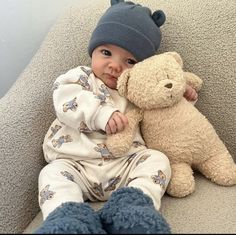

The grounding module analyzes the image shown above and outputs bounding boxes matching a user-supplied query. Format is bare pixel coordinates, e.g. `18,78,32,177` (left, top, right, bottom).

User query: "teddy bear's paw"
209,165,236,186
197,153,236,186
126,108,143,123
167,179,195,198
105,136,131,157
166,163,195,198
124,108,143,130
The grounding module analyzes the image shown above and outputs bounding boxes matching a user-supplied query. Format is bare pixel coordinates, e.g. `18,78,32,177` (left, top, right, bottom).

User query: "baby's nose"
164,83,173,89
109,60,122,72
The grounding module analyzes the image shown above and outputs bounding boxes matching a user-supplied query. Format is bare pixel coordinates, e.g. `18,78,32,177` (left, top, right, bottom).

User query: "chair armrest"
0,3,97,232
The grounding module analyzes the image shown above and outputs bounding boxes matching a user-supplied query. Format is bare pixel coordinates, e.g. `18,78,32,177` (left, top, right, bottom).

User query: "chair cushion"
23,174,236,234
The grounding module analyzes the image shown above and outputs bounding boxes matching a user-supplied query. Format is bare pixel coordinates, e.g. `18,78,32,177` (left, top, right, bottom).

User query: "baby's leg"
35,159,106,234
38,159,85,219
127,149,171,210
98,149,171,234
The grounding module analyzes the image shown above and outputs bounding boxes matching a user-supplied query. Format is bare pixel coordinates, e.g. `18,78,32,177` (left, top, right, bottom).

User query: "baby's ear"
117,69,131,97
165,51,183,68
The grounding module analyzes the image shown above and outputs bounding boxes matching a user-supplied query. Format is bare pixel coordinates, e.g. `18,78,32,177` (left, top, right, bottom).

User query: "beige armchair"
0,0,235,233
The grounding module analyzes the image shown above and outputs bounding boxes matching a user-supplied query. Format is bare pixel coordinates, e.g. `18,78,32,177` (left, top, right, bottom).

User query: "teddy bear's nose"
165,83,173,89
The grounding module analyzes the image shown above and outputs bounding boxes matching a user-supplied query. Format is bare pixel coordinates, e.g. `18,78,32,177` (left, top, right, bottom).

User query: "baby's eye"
101,49,111,56
127,58,137,65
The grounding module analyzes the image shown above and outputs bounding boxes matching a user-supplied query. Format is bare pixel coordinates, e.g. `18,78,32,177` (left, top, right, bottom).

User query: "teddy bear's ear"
117,69,131,97
165,52,183,68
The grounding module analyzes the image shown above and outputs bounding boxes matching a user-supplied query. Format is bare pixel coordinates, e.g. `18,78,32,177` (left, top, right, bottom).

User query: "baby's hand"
105,111,128,135
184,85,198,101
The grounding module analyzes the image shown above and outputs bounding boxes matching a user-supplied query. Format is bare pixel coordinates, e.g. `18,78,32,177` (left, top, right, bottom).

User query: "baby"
35,0,198,234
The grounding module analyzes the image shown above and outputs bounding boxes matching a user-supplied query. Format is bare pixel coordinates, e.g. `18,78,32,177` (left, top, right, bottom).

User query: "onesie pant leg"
38,159,85,219
98,149,171,234
127,149,171,210
35,159,106,234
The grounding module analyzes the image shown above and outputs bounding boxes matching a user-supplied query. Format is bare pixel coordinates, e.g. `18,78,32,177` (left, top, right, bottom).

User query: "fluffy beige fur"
106,52,236,197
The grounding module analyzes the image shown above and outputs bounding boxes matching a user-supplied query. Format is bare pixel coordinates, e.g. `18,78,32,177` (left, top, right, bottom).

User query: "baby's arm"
105,111,128,135
53,66,117,132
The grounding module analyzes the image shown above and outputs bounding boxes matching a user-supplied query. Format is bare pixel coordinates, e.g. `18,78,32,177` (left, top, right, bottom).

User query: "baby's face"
91,44,137,89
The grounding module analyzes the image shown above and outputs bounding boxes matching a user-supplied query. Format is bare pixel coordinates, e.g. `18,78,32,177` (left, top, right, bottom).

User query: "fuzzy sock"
34,202,107,234
98,187,171,234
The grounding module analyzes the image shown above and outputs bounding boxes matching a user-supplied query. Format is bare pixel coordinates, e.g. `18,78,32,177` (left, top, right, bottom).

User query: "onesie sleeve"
52,66,118,131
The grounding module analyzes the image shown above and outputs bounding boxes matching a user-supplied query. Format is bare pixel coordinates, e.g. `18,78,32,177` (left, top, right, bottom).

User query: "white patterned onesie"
39,66,171,219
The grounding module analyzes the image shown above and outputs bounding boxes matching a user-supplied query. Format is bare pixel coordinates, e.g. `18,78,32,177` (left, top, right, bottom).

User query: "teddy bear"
105,51,236,198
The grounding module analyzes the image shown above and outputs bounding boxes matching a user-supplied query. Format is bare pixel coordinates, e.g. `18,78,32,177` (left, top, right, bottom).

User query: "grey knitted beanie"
88,0,166,61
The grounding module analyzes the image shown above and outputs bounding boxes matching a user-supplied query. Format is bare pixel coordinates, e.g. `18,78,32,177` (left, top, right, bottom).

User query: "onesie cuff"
94,105,118,131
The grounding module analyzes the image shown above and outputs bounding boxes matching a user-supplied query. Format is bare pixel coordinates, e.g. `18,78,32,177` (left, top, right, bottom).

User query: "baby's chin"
106,80,117,90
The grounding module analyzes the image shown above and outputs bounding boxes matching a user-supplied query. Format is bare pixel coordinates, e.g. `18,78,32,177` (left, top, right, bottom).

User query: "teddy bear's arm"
105,108,143,157
184,72,203,92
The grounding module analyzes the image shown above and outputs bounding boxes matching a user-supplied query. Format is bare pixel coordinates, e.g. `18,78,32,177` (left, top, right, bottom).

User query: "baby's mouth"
106,74,117,80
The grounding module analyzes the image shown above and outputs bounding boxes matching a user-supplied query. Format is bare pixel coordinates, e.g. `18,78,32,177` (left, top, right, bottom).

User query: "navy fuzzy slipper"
34,202,107,234
98,187,171,234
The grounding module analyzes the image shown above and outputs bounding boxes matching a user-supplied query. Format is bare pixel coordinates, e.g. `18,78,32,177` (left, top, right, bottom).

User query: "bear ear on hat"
110,0,124,5
152,10,166,27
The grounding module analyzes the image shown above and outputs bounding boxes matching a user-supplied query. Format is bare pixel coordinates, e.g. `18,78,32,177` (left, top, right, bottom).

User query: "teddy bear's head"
117,52,186,109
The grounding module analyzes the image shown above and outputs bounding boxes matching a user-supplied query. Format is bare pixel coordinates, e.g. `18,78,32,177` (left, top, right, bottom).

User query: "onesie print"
94,143,114,161
104,176,121,192
95,93,107,104
76,75,91,90
48,125,62,139
99,84,110,97
79,121,93,133
91,182,104,197
51,135,73,148
60,171,75,182
151,170,167,190
95,84,111,104
136,154,151,166
52,81,60,91
126,153,138,164
63,97,78,112
126,177,138,186
132,141,144,148
39,185,56,206
81,66,92,76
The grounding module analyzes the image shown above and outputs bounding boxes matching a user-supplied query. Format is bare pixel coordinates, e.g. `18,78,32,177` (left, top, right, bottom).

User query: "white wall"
0,0,82,98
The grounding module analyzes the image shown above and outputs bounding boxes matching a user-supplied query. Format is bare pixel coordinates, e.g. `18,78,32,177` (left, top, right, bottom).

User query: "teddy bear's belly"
141,101,223,164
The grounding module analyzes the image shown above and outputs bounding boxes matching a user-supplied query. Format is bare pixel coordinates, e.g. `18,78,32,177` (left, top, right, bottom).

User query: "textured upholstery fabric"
0,0,235,233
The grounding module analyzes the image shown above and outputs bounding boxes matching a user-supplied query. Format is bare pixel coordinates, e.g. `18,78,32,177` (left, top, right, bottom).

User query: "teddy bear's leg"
167,163,195,198
197,152,236,186
34,202,107,234
98,187,171,234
